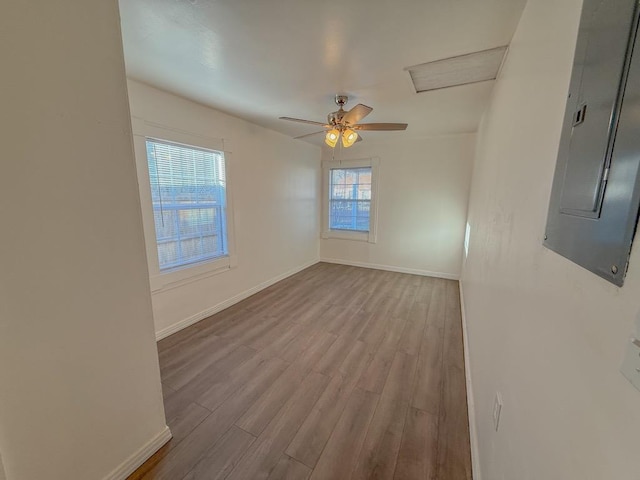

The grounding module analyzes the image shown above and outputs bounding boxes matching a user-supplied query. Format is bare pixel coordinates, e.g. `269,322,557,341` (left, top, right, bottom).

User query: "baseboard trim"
458,281,481,480
319,258,460,280
0,452,6,480
103,425,172,480
155,259,320,341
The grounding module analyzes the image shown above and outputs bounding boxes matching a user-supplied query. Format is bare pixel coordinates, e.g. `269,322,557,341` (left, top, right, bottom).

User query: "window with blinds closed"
329,167,372,232
145,138,228,271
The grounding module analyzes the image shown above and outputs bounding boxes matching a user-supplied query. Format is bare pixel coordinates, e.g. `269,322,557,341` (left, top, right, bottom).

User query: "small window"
145,138,228,271
329,167,372,232
322,157,379,243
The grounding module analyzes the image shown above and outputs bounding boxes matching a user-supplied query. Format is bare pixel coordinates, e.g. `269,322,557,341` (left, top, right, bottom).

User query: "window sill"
321,229,376,243
150,254,237,293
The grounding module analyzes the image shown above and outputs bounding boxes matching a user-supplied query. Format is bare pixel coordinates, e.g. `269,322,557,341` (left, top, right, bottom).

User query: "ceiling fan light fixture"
342,129,358,148
280,95,408,147
325,128,340,147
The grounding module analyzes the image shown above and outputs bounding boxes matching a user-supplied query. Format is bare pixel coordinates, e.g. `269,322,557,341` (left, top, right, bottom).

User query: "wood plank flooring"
129,263,472,480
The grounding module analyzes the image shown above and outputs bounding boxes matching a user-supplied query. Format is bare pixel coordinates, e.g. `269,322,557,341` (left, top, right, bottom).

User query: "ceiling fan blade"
279,116,329,127
354,123,408,131
342,104,373,125
356,133,363,143
294,130,328,139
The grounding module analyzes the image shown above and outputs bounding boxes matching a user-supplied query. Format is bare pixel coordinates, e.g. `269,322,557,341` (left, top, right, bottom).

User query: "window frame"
132,118,237,293
321,157,380,243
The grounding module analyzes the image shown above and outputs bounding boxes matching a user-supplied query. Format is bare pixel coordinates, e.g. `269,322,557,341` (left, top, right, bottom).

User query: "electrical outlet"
493,392,503,431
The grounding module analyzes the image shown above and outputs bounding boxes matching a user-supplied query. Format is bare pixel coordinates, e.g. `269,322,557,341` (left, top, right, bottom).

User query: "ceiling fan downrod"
335,94,348,107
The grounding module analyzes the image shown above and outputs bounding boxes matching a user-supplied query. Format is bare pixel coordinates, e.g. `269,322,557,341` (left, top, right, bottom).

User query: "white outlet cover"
493,392,503,431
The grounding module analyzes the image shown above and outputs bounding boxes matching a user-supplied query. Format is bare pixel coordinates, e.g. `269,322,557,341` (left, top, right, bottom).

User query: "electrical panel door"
545,0,640,286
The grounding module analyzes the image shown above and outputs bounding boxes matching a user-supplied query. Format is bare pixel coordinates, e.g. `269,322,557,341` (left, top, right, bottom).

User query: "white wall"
0,2,167,480
462,0,640,479
126,81,321,337
320,134,475,279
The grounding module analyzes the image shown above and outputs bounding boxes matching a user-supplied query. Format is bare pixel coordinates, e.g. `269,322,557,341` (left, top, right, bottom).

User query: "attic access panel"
544,0,640,286
406,46,507,93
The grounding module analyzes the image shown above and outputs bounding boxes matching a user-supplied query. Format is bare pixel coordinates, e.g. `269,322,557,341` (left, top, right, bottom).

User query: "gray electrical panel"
544,0,640,286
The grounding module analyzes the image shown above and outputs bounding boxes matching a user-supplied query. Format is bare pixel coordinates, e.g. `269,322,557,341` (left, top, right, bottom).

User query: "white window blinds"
329,167,372,232
145,138,228,271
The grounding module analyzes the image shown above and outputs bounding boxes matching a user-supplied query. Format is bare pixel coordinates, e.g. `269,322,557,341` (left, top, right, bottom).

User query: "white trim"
155,259,319,341
131,116,224,150
319,257,460,280
103,426,172,480
321,229,370,243
150,259,232,293
458,281,482,480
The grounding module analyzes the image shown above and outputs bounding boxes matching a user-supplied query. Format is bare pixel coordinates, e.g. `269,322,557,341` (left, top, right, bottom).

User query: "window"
145,138,228,271
131,119,236,292
322,157,379,243
329,167,371,232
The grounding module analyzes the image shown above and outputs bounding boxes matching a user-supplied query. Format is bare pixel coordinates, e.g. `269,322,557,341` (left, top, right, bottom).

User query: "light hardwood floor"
129,263,472,480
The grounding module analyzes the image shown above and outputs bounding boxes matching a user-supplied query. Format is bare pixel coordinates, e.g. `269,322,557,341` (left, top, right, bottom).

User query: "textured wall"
320,134,475,279
462,0,640,478
127,80,321,336
0,2,166,479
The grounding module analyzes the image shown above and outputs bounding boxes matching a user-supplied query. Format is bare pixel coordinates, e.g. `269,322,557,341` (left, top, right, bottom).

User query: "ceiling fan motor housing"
328,111,346,126
328,95,349,126
329,95,350,125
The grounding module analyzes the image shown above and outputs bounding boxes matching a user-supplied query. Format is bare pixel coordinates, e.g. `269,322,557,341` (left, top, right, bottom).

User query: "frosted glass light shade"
342,129,358,147
325,128,340,147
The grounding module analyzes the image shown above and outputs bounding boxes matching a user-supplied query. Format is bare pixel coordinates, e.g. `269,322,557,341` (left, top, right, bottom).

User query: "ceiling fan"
279,95,408,148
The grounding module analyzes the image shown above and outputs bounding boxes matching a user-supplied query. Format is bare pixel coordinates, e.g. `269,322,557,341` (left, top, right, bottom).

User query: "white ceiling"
119,0,527,145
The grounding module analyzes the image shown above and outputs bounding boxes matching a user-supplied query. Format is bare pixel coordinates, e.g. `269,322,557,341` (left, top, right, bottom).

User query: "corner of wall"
458,281,482,480
0,452,7,480
103,426,171,480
